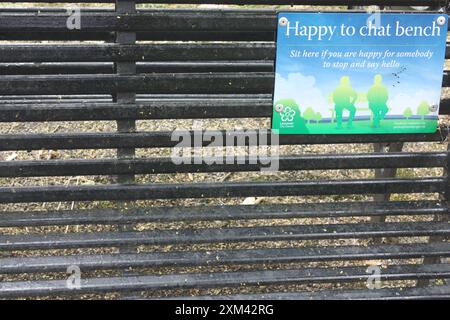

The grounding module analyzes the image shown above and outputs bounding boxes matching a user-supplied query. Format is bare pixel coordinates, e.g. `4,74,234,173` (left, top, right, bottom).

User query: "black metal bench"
0,0,450,300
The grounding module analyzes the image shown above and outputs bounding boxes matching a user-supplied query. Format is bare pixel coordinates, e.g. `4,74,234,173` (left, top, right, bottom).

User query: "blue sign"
273,12,448,134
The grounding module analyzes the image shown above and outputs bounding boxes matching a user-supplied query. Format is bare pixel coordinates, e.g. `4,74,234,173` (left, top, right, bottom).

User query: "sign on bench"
272,12,448,134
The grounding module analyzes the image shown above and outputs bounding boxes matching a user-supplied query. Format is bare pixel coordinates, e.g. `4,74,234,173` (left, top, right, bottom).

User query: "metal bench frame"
0,0,449,300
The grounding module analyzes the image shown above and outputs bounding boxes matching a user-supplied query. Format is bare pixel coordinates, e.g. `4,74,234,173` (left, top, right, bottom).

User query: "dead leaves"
0,152,17,161
38,150,62,160
0,150,62,162
241,197,264,205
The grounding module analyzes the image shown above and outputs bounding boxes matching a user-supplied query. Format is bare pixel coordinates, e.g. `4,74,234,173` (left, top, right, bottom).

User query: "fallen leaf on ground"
241,197,264,205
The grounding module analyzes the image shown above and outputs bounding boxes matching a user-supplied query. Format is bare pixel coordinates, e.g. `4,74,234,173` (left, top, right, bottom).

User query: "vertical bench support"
371,142,404,221
370,143,404,245
114,0,137,253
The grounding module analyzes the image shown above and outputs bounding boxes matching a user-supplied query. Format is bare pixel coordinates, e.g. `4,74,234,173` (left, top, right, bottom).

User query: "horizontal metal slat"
0,127,448,151
1,221,448,250
2,9,449,33
0,94,112,102
4,43,450,63
0,1,443,4
0,8,447,41
5,42,444,69
0,99,272,122
0,72,450,97
0,93,269,101
0,201,445,227
170,284,450,300
1,30,266,42
0,72,448,96
0,12,275,32
1,96,449,122
0,31,113,42
0,72,448,97
0,43,275,63
0,62,115,75
0,61,274,75
0,178,444,203
0,7,114,13
0,73,273,95
2,242,450,274
141,30,274,41
1,263,449,298
138,0,444,4
0,152,445,177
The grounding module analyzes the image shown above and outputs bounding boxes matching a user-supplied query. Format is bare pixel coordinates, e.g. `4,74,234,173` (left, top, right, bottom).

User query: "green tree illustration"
314,112,323,123
303,107,316,124
417,101,430,120
403,107,413,119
